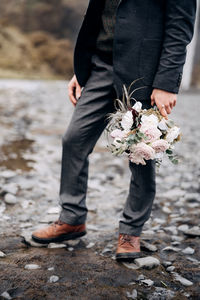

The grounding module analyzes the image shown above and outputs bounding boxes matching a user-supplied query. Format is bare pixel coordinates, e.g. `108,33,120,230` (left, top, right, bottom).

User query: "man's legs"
58,53,116,225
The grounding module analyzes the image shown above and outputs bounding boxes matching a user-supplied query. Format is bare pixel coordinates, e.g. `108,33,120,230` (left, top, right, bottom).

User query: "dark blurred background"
0,0,199,89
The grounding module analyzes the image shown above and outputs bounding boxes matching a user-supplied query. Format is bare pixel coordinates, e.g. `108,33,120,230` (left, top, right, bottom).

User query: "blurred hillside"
0,0,88,79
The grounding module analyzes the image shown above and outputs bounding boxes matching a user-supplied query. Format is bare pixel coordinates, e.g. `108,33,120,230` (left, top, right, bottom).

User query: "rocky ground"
0,80,199,300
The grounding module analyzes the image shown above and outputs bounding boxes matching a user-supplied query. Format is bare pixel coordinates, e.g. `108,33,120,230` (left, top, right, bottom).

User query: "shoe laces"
53,220,65,226
120,234,137,246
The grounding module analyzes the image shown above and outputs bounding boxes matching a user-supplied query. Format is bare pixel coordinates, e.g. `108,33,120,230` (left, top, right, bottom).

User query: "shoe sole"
32,230,87,244
115,252,141,261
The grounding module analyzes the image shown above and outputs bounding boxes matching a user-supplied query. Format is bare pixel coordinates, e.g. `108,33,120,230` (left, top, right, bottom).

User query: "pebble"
24,264,40,270
173,272,193,286
182,247,195,255
48,267,54,271
4,193,17,205
21,233,47,248
162,261,172,267
162,206,172,214
67,247,74,251
49,275,59,283
0,251,6,257
166,266,175,272
141,279,154,286
1,170,16,178
161,246,181,252
134,256,160,269
148,287,175,300
47,207,60,214
123,262,139,270
1,291,12,300
141,241,157,252
136,274,145,281
3,183,18,195
86,242,95,249
66,239,80,246
178,224,189,232
48,243,67,249
126,289,137,299
182,226,200,237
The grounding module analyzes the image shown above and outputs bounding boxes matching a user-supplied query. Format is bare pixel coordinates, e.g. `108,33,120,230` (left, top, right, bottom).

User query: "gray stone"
164,189,185,201
49,275,59,283
48,243,67,249
134,256,160,269
161,246,181,252
3,183,18,195
162,261,172,267
21,233,47,248
137,274,145,281
66,239,80,246
1,170,17,178
148,287,175,300
47,207,60,214
24,264,40,270
178,224,189,232
166,266,175,272
173,272,193,286
67,247,74,251
141,241,157,252
4,193,17,205
126,289,137,299
141,279,154,286
123,262,139,270
182,247,195,255
48,267,54,271
86,242,95,249
1,291,12,300
0,251,6,257
183,226,200,237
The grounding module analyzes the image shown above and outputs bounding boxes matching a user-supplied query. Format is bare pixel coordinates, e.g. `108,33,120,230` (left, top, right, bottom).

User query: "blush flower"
165,126,180,143
140,126,162,142
131,142,155,161
121,111,133,131
129,153,146,165
141,114,159,127
110,129,127,139
151,139,170,153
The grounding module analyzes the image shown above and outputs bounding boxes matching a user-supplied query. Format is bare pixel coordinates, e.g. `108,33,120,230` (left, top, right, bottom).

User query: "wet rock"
1,170,17,178
24,264,41,270
161,246,181,252
1,291,12,300
123,262,139,270
3,183,18,195
182,226,200,237
178,224,189,232
141,241,157,252
67,247,74,251
0,251,6,257
48,243,66,249
4,193,17,205
134,256,160,269
21,233,47,248
47,207,60,214
182,247,195,255
141,279,154,286
126,289,137,299
173,272,193,286
66,239,80,246
148,287,175,300
166,266,175,272
49,275,59,283
86,242,95,249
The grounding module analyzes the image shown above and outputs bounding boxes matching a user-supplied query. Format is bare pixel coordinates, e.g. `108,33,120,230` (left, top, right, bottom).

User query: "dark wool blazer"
73,0,196,100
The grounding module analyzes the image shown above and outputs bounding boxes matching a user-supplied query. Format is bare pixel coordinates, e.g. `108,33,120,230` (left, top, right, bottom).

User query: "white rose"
165,126,180,143
110,129,127,139
113,138,126,150
141,114,159,127
121,111,133,131
132,101,142,112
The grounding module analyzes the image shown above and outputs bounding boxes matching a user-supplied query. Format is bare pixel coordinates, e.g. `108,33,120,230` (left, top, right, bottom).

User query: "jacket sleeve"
152,0,197,94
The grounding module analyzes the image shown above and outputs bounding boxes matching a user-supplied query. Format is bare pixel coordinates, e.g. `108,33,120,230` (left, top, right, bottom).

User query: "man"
32,0,196,260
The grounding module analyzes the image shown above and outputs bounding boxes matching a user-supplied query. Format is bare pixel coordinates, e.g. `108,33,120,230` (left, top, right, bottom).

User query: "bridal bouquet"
106,83,181,167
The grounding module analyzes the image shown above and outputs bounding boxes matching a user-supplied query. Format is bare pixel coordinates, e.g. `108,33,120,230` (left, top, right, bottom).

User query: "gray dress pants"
59,53,156,236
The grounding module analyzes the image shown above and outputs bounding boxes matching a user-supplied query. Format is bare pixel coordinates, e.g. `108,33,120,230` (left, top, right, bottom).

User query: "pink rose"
129,153,146,165
140,126,162,143
110,129,126,138
151,139,170,153
131,142,155,161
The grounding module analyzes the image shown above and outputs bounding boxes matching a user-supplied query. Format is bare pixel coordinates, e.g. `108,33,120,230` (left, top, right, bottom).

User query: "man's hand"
68,75,82,106
151,88,177,120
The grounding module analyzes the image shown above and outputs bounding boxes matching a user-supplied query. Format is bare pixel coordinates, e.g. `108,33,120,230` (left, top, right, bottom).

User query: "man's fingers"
75,84,82,100
165,104,171,114
68,85,77,106
159,105,168,120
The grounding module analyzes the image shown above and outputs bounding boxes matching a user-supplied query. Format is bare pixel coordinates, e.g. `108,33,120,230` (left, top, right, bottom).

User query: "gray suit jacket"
73,0,196,100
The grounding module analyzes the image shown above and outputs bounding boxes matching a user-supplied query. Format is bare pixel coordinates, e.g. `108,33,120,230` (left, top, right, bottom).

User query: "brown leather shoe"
116,234,141,261
32,220,86,244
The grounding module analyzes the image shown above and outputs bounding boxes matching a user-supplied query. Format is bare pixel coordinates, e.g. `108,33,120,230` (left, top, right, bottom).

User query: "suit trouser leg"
58,53,156,235
59,53,116,225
